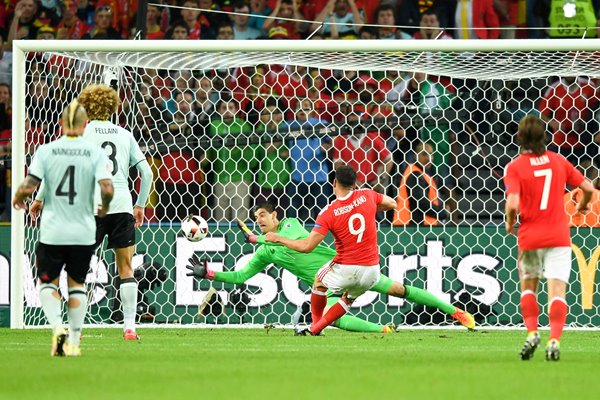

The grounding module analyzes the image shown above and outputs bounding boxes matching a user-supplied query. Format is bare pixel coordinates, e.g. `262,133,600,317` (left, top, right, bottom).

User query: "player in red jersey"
265,165,397,335
504,115,594,361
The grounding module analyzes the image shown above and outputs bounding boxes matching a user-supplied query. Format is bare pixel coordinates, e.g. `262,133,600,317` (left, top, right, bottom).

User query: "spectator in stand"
55,0,91,39
144,3,165,39
434,0,500,39
81,6,122,39
166,20,190,39
237,65,269,126
180,0,206,39
564,165,600,227
358,25,378,39
494,0,519,39
248,0,272,31
395,0,434,37
232,1,262,39
266,64,308,112
27,77,59,135
283,97,332,222
311,0,364,39
7,0,43,41
199,0,229,34
307,68,337,123
375,3,411,40
0,82,11,134
413,8,452,39
539,76,600,165
158,88,205,222
208,96,256,222
255,97,290,210
194,75,218,134
262,0,303,39
332,106,393,193
393,141,450,226
215,19,235,39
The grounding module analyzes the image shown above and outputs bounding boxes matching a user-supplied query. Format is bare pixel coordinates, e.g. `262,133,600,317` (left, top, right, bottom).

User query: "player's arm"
12,175,41,210
186,252,270,284
377,193,397,212
265,230,325,253
133,159,153,228
97,179,114,217
30,180,46,218
576,179,595,214
505,193,519,235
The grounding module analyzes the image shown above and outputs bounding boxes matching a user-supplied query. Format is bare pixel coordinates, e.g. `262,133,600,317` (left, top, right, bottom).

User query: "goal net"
10,40,600,329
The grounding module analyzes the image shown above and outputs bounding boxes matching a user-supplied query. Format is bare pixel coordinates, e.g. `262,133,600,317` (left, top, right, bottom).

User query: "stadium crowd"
0,0,599,224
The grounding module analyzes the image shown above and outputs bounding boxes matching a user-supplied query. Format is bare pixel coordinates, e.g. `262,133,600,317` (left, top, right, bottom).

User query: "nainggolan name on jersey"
333,195,367,216
51,148,92,157
529,155,549,166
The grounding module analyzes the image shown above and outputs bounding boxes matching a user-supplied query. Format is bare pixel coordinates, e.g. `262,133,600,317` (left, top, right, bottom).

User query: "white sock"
39,283,63,333
120,279,138,332
67,287,87,347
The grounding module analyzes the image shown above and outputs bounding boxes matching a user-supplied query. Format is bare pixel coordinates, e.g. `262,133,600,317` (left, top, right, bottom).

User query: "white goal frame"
11,38,600,329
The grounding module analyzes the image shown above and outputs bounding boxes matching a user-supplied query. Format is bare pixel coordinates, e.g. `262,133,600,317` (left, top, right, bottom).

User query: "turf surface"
1,328,599,400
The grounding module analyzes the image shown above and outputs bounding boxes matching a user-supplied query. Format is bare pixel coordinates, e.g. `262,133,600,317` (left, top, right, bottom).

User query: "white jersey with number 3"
84,120,146,215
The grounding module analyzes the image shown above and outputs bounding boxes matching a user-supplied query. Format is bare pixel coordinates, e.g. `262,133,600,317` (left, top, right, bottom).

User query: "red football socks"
520,290,539,333
310,288,327,324
549,297,568,341
311,300,349,335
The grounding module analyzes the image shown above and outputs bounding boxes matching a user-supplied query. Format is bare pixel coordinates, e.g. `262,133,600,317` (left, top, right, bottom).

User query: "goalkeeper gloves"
237,218,258,244
185,254,215,280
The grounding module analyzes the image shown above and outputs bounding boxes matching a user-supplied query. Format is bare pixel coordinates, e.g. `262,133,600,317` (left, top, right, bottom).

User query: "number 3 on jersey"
348,213,366,243
533,168,552,210
101,141,118,176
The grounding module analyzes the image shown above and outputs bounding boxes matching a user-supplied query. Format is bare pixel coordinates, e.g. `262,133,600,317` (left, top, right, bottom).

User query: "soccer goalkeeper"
186,203,475,333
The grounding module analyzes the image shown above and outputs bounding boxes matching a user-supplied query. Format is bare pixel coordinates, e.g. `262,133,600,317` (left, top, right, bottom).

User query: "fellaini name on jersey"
94,127,119,135
333,195,367,216
51,148,91,157
529,154,549,166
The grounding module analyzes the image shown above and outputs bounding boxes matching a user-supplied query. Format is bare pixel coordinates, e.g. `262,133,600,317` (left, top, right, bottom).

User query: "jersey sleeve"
94,149,113,182
313,208,331,236
28,147,46,181
213,247,271,284
372,189,383,204
564,157,585,187
128,134,146,166
503,162,520,195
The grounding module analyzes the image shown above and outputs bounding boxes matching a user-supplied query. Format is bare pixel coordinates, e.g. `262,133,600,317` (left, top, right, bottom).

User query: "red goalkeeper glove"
237,219,258,244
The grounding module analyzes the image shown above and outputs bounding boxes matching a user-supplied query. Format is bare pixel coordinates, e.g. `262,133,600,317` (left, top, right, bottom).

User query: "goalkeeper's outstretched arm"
186,253,269,285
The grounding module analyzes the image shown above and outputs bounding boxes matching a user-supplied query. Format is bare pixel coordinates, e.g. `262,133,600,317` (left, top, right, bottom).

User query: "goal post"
10,39,600,329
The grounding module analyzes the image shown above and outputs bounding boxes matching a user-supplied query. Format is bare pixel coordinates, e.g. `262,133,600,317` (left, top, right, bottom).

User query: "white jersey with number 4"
84,120,146,215
28,136,112,245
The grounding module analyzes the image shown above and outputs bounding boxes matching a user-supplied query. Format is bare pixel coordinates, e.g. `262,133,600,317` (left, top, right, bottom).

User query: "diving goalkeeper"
186,203,475,333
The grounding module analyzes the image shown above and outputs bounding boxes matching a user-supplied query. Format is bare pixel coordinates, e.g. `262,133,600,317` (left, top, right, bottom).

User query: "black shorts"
95,213,136,249
36,243,95,284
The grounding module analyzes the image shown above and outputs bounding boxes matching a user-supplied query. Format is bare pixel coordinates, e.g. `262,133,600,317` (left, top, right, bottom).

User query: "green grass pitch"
1,328,599,400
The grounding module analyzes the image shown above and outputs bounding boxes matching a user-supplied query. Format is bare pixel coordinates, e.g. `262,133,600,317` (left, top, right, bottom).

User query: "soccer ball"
181,215,209,242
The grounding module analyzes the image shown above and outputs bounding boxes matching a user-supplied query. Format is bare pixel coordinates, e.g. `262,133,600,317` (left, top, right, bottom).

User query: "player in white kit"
13,100,114,356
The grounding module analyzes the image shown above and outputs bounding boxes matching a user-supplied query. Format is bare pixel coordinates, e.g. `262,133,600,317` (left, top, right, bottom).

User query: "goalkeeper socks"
404,285,456,315
549,297,568,341
39,283,63,333
334,315,385,333
520,290,539,333
120,278,138,332
310,288,327,323
67,287,87,347
311,300,349,335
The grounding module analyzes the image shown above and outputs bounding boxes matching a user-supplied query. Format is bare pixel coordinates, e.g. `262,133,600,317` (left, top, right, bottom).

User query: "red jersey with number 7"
313,189,383,265
503,151,584,250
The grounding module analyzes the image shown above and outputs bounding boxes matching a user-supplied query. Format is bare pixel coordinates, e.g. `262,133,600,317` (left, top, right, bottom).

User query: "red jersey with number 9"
503,151,584,251
313,189,383,265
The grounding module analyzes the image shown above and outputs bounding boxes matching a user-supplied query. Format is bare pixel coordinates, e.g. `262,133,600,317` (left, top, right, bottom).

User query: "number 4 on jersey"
55,165,77,205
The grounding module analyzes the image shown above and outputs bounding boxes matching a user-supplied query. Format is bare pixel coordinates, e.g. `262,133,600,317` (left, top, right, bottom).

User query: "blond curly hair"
78,84,119,120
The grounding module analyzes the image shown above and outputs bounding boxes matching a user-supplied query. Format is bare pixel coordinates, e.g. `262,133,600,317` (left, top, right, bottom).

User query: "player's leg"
327,296,392,333
371,275,475,329
310,265,379,335
543,247,571,361
518,249,542,360
36,243,68,356
63,244,95,357
310,267,330,324
115,245,139,340
106,213,139,340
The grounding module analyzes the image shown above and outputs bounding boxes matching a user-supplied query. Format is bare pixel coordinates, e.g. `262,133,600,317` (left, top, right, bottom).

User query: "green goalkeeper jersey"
213,218,335,286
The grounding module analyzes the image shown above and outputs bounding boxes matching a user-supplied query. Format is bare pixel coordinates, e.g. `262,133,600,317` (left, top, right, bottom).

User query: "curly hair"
78,84,119,120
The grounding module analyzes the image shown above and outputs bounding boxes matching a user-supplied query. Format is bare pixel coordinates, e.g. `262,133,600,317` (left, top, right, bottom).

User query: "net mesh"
18,47,600,328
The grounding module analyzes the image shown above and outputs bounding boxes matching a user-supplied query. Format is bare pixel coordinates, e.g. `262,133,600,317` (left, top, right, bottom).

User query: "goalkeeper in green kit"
186,203,475,333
